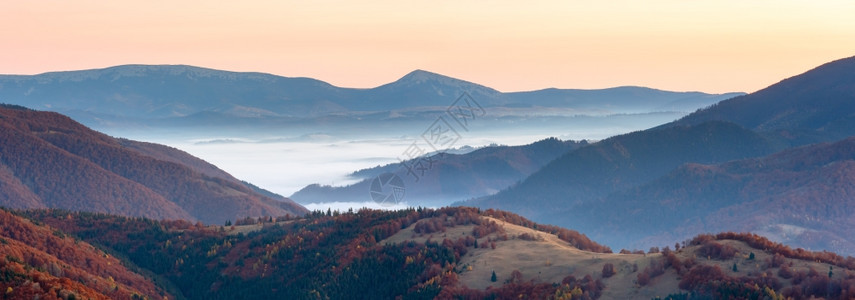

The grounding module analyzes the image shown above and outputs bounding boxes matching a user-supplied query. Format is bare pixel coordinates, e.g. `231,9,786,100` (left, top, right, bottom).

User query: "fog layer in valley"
106,112,688,211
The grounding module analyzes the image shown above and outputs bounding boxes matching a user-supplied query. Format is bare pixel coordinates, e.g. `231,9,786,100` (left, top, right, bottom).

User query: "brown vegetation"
601,263,616,278
482,209,612,253
0,209,166,299
7,205,855,299
0,106,307,224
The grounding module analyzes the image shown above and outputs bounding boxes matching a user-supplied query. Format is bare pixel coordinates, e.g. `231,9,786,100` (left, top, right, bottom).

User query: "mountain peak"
379,69,503,98
395,69,460,85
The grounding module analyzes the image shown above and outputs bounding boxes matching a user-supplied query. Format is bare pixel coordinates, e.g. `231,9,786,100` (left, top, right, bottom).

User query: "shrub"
695,241,737,260
602,263,616,278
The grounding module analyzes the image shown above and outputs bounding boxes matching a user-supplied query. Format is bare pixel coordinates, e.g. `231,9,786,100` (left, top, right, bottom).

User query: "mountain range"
0,57,855,282
0,104,307,224
574,136,855,254
461,55,855,255
0,65,743,129
290,137,588,206
461,121,776,216
2,56,855,299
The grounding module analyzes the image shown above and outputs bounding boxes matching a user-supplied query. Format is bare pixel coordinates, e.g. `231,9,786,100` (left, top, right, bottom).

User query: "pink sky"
2,1,854,93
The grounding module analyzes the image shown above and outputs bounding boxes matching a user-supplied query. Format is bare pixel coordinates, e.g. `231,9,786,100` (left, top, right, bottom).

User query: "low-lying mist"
105,112,686,210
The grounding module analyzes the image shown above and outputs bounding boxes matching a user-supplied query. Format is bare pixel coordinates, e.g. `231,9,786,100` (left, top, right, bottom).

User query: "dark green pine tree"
732,263,738,272
491,270,497,282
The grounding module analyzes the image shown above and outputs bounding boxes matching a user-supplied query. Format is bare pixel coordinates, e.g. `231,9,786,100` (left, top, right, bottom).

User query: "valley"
2,53,855,299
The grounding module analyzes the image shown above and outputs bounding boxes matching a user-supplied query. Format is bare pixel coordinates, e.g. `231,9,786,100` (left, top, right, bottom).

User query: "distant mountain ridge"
290,137,587,206
573,136,855,255
668,55,855,145
0,105,307,224
461,55,855,254
354,69,509,110
461,121,777,216
0,64,346,120
506,86,739,113
0,65,743,128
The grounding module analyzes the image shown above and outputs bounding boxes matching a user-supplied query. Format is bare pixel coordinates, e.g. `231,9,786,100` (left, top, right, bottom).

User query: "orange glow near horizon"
2,1,854,93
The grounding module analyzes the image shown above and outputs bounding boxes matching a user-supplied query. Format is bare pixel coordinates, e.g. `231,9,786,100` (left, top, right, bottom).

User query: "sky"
2,1,854,94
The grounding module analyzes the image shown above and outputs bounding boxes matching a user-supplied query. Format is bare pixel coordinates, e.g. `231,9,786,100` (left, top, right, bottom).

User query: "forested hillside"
2,207,852,299
0,105,307,224
0,209,167,299
567,136,855,255
18,207,610,299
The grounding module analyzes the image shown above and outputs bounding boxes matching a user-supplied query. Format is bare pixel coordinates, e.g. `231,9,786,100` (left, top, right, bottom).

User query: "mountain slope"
0,105,191,220
507,86,743,113
19,207,604,299
18,207,855,299
670,55,855,145
117,138,240,181
290,137,587,206
463,121,775,217
464,55,855,234
0,209,167,299
0,105,307,223
569,137,855,255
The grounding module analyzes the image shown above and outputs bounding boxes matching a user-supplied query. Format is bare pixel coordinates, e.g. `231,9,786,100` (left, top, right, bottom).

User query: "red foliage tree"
602,263,616,278
695,240,737,260
679,265,726,290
